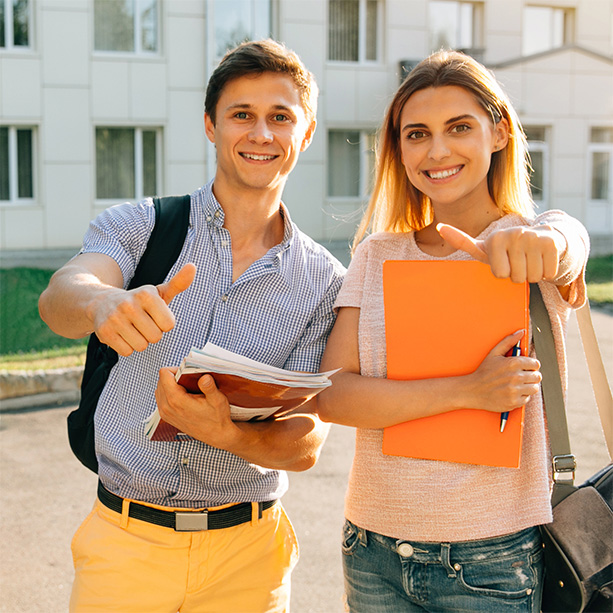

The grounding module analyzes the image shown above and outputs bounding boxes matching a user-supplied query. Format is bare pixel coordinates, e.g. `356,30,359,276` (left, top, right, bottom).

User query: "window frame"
93,0,160,57
587,129,613,204
1,0,33,52
327,128,376,200
427,1,484,60
524,126,549,207
327,0,383,65
0,124,36,207
94,126,163,205
522,5,575,57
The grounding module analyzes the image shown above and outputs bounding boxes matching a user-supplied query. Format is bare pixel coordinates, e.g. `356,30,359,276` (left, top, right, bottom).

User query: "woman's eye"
407,130,426,140
452,124,470,134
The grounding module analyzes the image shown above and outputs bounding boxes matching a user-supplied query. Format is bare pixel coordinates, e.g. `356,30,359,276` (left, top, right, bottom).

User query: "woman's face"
398,85,508,211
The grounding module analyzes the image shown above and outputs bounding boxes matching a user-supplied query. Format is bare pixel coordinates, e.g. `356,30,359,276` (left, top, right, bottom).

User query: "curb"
0,367,83,412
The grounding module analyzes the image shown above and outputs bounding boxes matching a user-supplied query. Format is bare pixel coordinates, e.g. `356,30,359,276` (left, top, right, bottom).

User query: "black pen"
500,342,522,433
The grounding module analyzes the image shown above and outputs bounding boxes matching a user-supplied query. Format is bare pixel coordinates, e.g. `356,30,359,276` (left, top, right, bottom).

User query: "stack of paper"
145,342,338,441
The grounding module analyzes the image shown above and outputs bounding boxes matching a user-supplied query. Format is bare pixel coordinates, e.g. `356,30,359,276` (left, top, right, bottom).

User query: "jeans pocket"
341,519,361,557
454,533,543,600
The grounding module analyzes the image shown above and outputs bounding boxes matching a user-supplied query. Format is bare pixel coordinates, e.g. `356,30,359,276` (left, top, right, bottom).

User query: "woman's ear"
493,117,510,152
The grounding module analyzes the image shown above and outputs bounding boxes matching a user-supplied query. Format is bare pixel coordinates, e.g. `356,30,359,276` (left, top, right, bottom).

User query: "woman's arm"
316,307,541,429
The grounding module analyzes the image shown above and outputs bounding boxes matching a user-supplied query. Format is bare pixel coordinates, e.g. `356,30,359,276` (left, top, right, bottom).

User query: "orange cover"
382,260,528,468
149,372,318,442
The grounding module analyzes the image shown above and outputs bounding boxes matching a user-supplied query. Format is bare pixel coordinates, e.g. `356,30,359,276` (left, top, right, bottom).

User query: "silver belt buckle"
175,510,208,532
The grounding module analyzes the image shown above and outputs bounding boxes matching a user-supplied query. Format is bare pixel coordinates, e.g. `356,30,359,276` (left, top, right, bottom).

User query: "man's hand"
155,367,237,448
92,263,196,356
155,368,329,471
437,223,567,284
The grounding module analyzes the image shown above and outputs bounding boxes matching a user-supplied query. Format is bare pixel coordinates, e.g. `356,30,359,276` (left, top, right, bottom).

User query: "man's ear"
493,117,509,152
300,119,317,152
204,113,216,144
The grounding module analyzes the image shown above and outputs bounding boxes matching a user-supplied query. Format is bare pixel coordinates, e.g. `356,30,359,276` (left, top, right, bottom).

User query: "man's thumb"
157,263,196,305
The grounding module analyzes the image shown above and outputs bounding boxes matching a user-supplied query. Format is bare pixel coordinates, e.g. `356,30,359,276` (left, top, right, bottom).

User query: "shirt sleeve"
282,270,345,373
333,238,371,311
80,199,156,288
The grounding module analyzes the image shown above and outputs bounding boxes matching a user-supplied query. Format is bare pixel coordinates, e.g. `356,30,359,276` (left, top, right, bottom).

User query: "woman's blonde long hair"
353,50,534,252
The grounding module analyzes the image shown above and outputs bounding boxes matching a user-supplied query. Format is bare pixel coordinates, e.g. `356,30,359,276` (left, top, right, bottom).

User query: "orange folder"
382,260,529,468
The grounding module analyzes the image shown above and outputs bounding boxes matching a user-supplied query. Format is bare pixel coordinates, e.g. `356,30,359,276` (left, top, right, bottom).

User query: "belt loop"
251,501,263,525
120,499,130,530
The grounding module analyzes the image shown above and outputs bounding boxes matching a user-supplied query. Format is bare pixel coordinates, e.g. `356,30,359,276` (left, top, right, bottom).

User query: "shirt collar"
200,180,295,254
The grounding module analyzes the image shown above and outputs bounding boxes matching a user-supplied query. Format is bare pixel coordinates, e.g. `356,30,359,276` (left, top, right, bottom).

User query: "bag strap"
128,194,191,289
576,302,613,457
531,284,613,504
530,284,577,504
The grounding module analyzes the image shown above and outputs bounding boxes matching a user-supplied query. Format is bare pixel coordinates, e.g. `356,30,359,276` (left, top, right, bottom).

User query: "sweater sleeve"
533,209,590,306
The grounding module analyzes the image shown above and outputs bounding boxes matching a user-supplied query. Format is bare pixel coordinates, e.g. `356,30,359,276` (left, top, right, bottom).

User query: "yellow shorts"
69,496,299,613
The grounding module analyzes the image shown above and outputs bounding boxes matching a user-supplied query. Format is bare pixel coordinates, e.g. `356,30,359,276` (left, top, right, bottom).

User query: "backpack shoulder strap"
128,194,191,289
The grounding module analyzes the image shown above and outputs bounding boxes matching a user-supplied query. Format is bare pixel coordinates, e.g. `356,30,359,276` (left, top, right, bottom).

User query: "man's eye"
274,114,289,122
235,112,248,119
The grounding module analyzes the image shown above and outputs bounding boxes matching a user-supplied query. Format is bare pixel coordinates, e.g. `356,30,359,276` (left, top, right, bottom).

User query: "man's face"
204,72,316,195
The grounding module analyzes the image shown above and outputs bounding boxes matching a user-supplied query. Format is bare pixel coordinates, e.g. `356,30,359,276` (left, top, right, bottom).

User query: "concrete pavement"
1,307,611,613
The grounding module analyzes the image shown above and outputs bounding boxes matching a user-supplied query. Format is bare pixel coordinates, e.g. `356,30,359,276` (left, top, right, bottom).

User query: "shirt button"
221,294,228,302
221,239,229,247
181,457,189,466
397,543,414,557
206,215,212,222
214,210,221,219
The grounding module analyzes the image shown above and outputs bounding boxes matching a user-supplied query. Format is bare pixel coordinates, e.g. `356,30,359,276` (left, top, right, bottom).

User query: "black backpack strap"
68,194,191,473
129,194,192,288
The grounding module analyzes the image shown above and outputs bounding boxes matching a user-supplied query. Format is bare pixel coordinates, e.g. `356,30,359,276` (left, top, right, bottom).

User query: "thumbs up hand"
436,223,566,284
93,263,196,356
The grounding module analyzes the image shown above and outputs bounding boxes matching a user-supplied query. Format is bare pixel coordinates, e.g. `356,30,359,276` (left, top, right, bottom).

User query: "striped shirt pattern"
81,182,346,507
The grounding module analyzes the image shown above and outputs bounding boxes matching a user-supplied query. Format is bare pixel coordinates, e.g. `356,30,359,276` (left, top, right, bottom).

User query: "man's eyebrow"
225,103,296,114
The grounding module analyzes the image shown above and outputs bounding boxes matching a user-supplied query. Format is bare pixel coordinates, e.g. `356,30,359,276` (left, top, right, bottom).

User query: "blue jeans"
342,520,544,612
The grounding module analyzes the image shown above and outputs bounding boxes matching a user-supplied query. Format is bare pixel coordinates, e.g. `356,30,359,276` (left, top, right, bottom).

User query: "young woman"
317,51,589,612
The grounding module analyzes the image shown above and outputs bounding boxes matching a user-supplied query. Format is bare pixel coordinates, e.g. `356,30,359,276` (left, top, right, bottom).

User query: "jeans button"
453,563,461,571
397,543,414,557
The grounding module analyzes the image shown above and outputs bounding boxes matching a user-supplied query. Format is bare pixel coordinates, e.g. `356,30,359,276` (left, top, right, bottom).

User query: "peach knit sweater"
335,211,589,542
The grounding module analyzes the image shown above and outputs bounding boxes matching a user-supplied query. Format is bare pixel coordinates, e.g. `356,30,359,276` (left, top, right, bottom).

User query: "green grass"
0,268,88,360
586,254,613,303
0,256,611,370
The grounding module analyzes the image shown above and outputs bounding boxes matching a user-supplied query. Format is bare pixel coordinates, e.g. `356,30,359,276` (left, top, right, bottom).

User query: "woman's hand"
465,330,541,413
437,223,567,284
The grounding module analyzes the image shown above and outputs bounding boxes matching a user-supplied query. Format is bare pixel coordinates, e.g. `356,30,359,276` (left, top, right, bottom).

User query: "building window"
524,126,548,204
1,0,31,49
429,1,483,57
94,0,158,54
328,129,375,198
522,5,574,56
96,127,160,201
214,0,272,58
589,127,613,202
0,126,34,204
328,0,380,63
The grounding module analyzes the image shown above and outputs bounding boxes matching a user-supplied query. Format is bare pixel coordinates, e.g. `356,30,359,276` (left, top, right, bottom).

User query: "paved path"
1,308,611,613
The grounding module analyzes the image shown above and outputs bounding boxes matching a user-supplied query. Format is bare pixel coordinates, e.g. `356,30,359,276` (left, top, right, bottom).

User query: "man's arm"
39,253,195,356
155,368,330,471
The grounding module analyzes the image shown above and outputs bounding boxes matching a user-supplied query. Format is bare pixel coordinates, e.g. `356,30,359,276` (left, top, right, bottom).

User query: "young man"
39,40,345,613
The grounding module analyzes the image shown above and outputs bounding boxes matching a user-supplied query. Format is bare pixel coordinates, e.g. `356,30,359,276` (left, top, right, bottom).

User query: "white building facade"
1,0,612,262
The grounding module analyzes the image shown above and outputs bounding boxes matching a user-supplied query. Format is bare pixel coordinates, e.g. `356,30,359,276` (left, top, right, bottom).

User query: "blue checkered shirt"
81,181,345,507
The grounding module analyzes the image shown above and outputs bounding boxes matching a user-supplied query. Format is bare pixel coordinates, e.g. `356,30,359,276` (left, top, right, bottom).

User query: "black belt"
97,482,277,532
